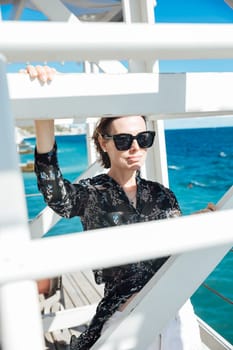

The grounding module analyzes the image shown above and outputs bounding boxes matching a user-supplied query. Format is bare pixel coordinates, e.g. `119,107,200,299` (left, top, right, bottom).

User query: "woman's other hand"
192,202,217,215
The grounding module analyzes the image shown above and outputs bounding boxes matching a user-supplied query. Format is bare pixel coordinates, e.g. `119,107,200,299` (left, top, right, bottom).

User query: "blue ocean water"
21,128,233,344
165,127,233,345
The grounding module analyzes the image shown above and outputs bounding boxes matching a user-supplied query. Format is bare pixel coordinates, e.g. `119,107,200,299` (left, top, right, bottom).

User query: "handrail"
1,22,233,61
1,209,233,284
8,72,233,121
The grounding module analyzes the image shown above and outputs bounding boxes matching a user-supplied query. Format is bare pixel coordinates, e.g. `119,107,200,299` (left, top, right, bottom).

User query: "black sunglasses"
102,131,155,151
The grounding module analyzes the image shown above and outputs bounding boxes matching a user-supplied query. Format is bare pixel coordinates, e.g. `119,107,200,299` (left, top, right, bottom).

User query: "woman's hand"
192,202,217,215
19,65,57,153
20,64,57,83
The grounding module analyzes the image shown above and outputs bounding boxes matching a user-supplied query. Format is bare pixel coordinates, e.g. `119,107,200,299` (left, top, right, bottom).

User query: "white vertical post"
122,0,169,185
86,118,99,166
83,59,99,166
0,55,44,350
147,119,169,187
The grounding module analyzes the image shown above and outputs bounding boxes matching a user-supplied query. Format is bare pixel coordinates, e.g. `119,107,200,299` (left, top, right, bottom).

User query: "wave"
188,180,208,188
168,165,181,170
218,151,227,158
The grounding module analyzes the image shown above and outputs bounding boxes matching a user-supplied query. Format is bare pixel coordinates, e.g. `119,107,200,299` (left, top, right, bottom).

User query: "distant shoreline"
19,123,233,142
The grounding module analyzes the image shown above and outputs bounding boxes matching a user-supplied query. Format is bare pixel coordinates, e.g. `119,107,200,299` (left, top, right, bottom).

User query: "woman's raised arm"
22,65,57,153
34,119,55,154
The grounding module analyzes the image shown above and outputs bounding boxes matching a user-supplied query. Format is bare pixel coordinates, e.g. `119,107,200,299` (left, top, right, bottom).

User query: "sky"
1,0,233,129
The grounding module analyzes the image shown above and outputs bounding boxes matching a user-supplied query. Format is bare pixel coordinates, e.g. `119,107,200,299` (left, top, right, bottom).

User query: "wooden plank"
62,273,89,307
62,287,74,310
43,304,98,333
52,328,71,350
44,332,57,350
72,271,102,304
43,270,102,349
82,270,104,298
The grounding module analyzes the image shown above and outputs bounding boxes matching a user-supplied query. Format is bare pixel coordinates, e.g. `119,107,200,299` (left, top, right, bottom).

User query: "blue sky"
156,0,233,74
1,0,233,128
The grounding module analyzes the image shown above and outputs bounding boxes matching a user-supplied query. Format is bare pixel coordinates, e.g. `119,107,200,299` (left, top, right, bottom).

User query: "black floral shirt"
35,142,181,350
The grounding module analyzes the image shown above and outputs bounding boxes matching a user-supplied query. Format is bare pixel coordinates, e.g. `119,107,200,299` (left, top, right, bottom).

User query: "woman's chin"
128,164,141,171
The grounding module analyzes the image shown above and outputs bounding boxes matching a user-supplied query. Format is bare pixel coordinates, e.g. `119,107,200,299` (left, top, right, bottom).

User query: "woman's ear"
98,134,107,152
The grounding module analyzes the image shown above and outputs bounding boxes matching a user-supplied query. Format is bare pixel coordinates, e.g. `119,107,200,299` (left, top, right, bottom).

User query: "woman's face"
102,116,149,172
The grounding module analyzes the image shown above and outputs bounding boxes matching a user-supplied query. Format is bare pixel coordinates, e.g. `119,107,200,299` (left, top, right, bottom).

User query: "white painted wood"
216,186,233,210
96,60,128,73
125,2,158,72
92,248,230,350
8,72,159,120
122,0,167,185
1,209,233,284
8,72,233,121
0,55,44,350
42,245,232,343
2,22,233,61
0,282,45,350
123,0,156,24
145,119,169,185
86,118,99,165
42,303,97,332
1,3,232,348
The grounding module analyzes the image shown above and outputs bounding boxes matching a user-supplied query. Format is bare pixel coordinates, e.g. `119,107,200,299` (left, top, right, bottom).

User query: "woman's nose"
130,139,140,150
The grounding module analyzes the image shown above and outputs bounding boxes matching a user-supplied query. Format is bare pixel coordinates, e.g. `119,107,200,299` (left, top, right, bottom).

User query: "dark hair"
92,116,146,169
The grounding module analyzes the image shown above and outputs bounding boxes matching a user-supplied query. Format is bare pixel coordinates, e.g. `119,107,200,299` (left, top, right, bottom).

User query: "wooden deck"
42,270,104,350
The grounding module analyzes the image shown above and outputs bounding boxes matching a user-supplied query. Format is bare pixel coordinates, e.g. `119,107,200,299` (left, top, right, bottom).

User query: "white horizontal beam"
42,304,97,332
0,209,232,284
7,72,233,120
1,22,233,61
8,72,159,120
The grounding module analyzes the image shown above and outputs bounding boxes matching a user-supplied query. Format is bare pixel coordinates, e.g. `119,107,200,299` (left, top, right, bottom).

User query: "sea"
20,127,233,345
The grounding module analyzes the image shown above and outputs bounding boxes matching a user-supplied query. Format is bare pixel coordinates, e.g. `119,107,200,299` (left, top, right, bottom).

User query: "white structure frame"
0,1,233,349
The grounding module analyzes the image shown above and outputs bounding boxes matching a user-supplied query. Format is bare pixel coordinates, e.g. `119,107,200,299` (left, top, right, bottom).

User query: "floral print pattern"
35,142,181,349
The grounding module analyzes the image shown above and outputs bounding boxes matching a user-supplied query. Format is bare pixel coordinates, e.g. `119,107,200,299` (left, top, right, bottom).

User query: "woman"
24,65,215,349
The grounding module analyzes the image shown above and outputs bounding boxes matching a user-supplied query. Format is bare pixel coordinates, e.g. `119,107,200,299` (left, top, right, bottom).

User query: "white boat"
0,1,233,350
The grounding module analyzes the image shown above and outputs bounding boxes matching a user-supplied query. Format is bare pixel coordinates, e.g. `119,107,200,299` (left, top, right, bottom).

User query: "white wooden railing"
1,1,233,349
1,22,233,62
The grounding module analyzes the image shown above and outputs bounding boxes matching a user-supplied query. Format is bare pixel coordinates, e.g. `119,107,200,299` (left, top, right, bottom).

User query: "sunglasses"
102,131,155,151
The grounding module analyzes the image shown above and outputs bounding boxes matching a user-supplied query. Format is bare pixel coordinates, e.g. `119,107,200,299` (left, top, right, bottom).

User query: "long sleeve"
34,142,88,218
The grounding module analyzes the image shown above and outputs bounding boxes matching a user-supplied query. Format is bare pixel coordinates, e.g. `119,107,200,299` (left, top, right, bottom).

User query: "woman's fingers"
19,64,57,82
192,202,217,215
207,202,217,212
44,65,57,81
